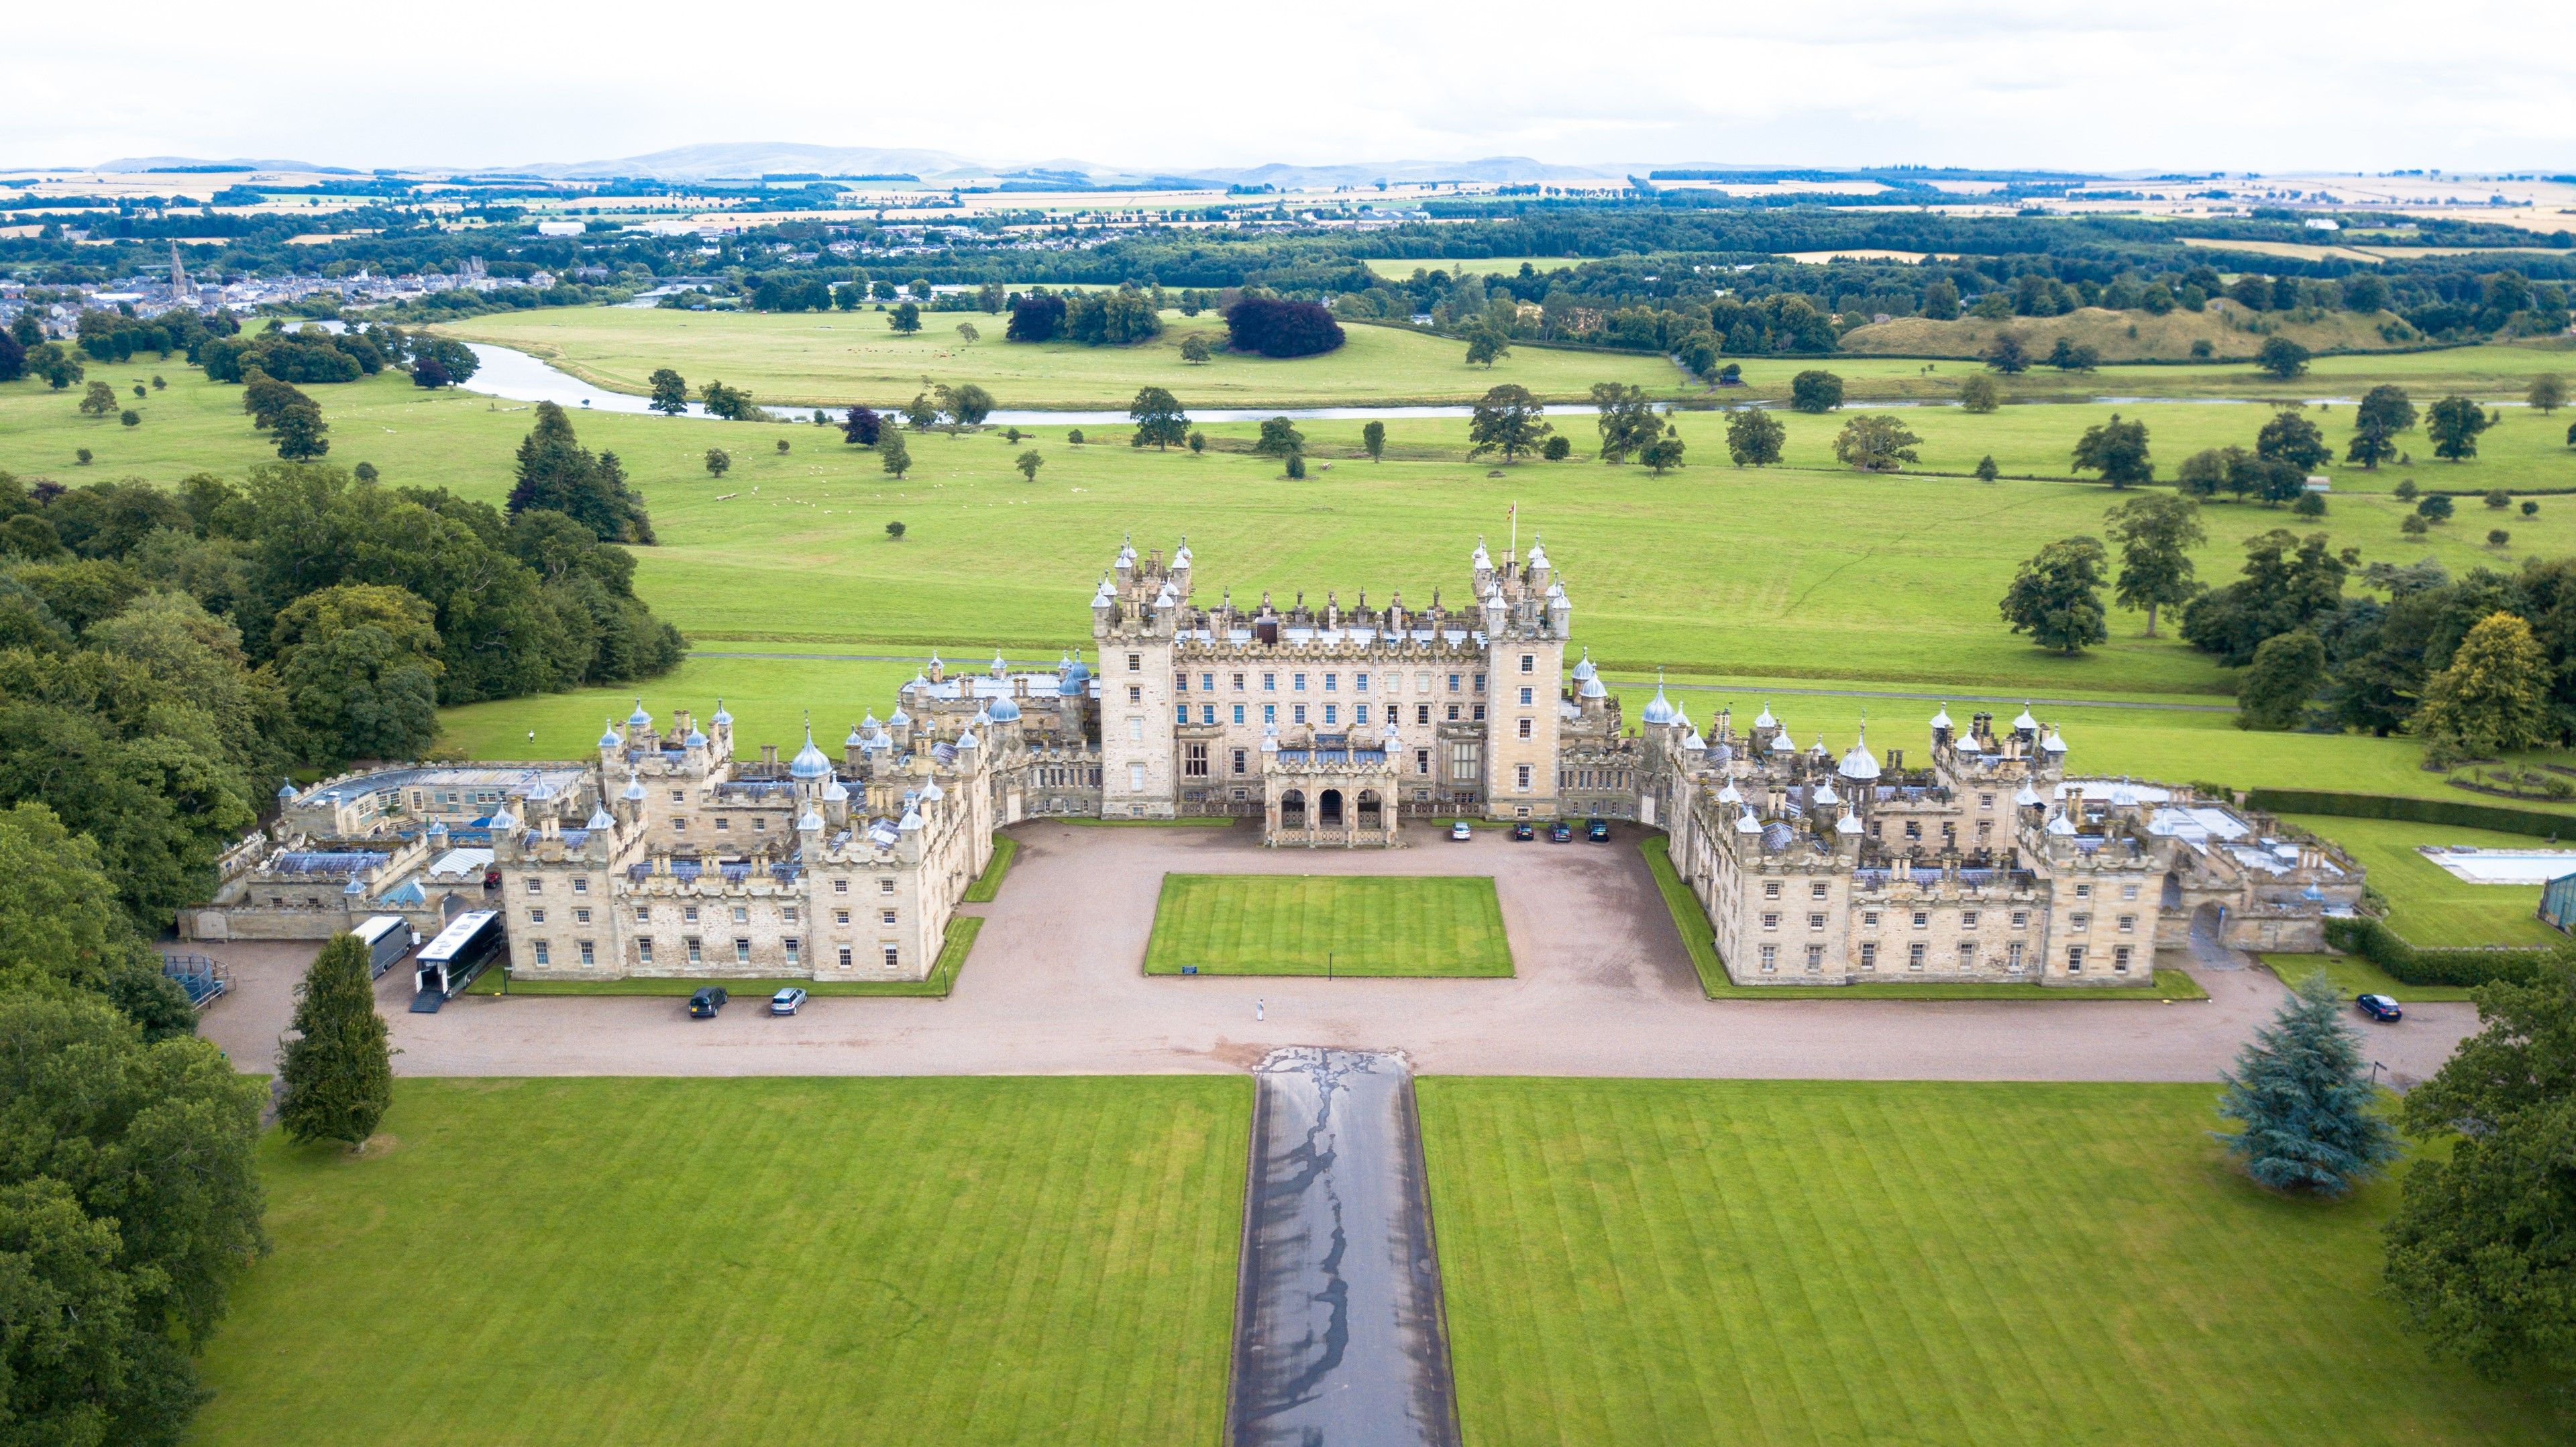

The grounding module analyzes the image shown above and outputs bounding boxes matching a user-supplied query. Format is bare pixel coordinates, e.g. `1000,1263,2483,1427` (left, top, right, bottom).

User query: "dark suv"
688,985,729,1019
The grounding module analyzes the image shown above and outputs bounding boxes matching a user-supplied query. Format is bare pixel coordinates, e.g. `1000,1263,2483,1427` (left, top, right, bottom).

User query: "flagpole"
1508,502,1517,565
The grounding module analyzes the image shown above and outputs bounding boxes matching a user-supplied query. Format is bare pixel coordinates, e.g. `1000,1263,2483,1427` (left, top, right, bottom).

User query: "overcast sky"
12,0,2575,174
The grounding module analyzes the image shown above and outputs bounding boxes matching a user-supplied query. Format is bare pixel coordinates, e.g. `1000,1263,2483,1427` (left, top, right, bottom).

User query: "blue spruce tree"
2216,972,2400,1195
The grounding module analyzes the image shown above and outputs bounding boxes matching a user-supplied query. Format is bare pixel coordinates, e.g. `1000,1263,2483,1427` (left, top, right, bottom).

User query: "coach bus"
413,910,502,1010
353,914,415,979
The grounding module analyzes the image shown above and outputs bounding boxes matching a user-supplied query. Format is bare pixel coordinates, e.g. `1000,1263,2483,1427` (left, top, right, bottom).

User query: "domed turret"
627,698,651,729
887,706,912,731
955,728,978,751
1835,805,1862,836
277,779,299,803
1717,780,1743,805
1766,731,1793,754
1059,653,1091,697
1837,731,1882,782
1579,675,1607,701
1470,536,1493,571
710,699,732,729
789,728,834,781
621,770,645,803
1735,806,1763,835
1527,538,1550,572
2041,727,2068,755
798,806,825,833
1813,778,1839,807
2012,703,2040,734
598,718,622,749
990,650,1008,680
2014,780,2042,809
987,694,1022,723
1571,648,1597,684
1929,703,1953,733
823,777,849,802
1682,729,1705,753
845,723,868,749
585,804,616,831
898,806,924,834
2045,808,2078,837
1640,677,1678,727
1754,702,1778,730
684,726,707,749
920,779,944,804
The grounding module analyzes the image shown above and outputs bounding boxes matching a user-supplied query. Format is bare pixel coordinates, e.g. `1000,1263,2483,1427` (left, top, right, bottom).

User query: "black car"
1548,820,1574,843
1585,819,1611,842
1511,821,1536,841
688,985,729,1019
2355,993,2402,1022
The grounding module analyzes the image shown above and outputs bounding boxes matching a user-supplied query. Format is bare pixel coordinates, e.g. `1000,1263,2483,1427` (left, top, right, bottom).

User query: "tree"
2484,488,2512,510
2418,493,2455,523
1640,428,1686,476
79,380,117,417
2526,373,2567,414
1128,386,1189,449
118,409,140,429
841,405,883,445
1982,333,2029,374
2402,514,2430,537
2000,536,2110,653
1788,370,1843,413
2070,413,2153,488
955,322,979,345
28,342,85,389
1361,420,1385,462
934,382,994,428
1726,409,1786,467
1253,416,1305,459
2488,528,2511,547
2415,610,2553,755
1463,326,1509,368
1466,384,1550,462
0,327,20,384
2355,384,2418,437
0,994,267,1447
698,380,758,421
888,302,922,335
1831,415,1922,472
2524,500,2540,517
2103,492,2205,637
880,432,912,480
275,932,392,1146
2346,424,2401,470
2292,491,2326,518
2213,971,2398,1191
1016,450,1044,482
2236,629,2326,730
647,368,690,416
704,447,731,478
1223,297,1344,357
976,282,1005,314
2256,410,2330,473
2384,959,2576,1381
272,584,445,765
1187,431,1205,455
270,402,329,461
1179,333,1213,364
0,802,193,1034
885,521,906,540
2426,395,2491,462
506,403,655,543
1974,454,2000,481
2045,338,2100,372
2255,335,2311,380
1591,383,1660,464
1957,374,2000,413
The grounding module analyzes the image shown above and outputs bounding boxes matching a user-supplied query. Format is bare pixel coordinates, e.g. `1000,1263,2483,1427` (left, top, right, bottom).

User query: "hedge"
2245,788,2576,840
2322,915,2558,988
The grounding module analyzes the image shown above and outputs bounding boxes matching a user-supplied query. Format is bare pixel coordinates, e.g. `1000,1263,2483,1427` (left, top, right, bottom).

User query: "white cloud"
7,0,2573,172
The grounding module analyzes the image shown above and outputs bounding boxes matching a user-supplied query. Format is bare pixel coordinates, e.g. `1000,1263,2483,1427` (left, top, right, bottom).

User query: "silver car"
769,987,808,1016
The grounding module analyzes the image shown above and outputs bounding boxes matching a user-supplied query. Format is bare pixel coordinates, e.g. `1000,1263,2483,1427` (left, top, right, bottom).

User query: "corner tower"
1477,535,1572,819
1092,535,1184,818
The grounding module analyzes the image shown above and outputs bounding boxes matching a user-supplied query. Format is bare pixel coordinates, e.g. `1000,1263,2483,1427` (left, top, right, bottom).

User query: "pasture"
189,1077,1250,1447
1139,873,1513,976
1417,1077,2571,1447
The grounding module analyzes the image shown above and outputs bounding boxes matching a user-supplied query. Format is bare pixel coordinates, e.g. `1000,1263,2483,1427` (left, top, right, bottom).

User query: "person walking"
1256,998,1265,1021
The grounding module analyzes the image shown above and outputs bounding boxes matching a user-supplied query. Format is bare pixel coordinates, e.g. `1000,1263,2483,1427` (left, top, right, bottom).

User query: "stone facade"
191,533,2363,989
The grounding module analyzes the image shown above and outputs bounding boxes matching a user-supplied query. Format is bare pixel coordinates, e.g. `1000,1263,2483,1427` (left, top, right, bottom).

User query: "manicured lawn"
2263,951,2479,1004
962,834,1017,902
189,1076,1249,1447
2277,813,2569,947
1640,837,2203,1000
1416,1078,2570,1447
464,916,983,997
1139,872,1512,976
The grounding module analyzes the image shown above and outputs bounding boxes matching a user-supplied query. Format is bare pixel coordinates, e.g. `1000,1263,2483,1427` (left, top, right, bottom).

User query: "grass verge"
962,835,1017,902
468,915,983,998
2263,951,2479,1003
1639,836,2204,1000
1417,1078,2569,1447
191,1077,1248,1446
1140,872,1512,976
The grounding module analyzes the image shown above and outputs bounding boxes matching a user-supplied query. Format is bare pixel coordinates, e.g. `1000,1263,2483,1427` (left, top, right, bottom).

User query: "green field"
189,1077,1248,1447
2277,813,2567,947
1417,1078,2569,1447
1139,872,1513,976
2263,951,2477,1003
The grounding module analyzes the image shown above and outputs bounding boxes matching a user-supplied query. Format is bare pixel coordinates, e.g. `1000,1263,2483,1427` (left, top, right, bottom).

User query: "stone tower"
1092,535,1184,818
1473,535,1572,819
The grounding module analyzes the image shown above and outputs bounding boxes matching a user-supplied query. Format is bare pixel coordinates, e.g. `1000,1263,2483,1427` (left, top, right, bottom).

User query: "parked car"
1586,819,1611,842
1548,821,1574,843
770,987,808,1016
2356,993,2403,1022
1511,821,1535,841
688,985,729,1019
1448,820,1472,841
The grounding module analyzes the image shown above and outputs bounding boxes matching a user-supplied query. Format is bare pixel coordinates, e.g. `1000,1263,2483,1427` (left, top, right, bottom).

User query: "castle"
186,535,2361,988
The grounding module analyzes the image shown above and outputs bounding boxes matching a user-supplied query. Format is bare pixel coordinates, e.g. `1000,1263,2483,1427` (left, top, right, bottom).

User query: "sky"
11,0,2575,174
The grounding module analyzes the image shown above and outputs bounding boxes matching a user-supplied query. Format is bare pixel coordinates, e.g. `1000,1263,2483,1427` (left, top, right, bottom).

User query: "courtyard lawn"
1416,1078,2571,1447
963,835,1017,902
189,1076,1248,1447
2276,813,2569,947
463,916,984,997
1639,837,2203,1000
2263,951,2477,1004
1139,872,1512,976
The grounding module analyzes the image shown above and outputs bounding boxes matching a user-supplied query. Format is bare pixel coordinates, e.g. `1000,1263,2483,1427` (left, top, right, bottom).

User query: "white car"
769,987,808,1016
1448,820,1473,841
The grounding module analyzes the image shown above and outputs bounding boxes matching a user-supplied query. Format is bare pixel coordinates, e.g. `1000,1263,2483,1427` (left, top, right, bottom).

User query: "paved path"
191,822,2477,1083
1231,1049,1458,1447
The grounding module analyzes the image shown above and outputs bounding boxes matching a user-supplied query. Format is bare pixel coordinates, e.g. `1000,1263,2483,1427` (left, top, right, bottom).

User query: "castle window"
1448,674,1462,692
1811,881,1828,900
1203,673,1216,691
1808,913,1825,931
684,906,700,923
2121,884,2139,901
1293,706,1307,725
1417,705,1432,725
735,939,751,964
1129,763,1146,791
733,906,749,924
686,937,702,964
784,939,800,966
1980,793,1995,808
1126,653,1141,672
1764,881,1781,900
1472,706,1485,722
1759,945,1777,972
1355,704,1369,725
1263,673,1277,692
1474,674,1486,693
1859,943,1877,969
1232,749,1247,775
881,910,896,926
882,945,900,971
1128,718,1144,741
1324,674,1338,692
1904,821,1920,841
1175,705,1189,725
634,906,649,923
1958,943,1976,969
2011,910,2027,928
2114,946,2133,973
2118,914,2135,932
1515,763,1532,791
1293,674,1307,692
836,910,850,926
1232,673,1245,691
2074,883,2092,899
1805,945,1823,971
1415,673,1432,693
1202,706,1216,725
716,818,730,831
1911,911,1928,928
670,790,683,803
572,877,588,895
674,819,688,832
639,940,653,965
879,877,896,894
579,939,594,967
1761,912,1779,931
1185,744,1208,778
2070,913,2090,930
1908,942,1926,970
528,909,546,925
525,877,543,895
1324,705,1338,725
1520,653,1535,674
533,941,550,965
784,908,798,924
1129,686,1142,704
2067,946,2086,973
839,947,853,969
1355,674,1369,692
1862,911,1878,928
2008,942,2025,970
1976,822,1992,844
574,908,591,925
1264,704,1277,725
1962,910,1979,928
1517,718,1532,740
1233,705,1245,725
834,879,849,894
1415,749,1430,775
1174,673,1187,692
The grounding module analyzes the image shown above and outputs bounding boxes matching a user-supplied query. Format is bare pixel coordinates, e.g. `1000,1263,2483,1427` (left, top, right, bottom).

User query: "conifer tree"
2215,972,2398,1195
276,932,393,1147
